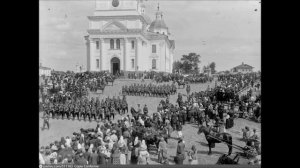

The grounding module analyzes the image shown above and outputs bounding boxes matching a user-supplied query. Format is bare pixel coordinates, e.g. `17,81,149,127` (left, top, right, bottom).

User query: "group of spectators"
40,113,200,165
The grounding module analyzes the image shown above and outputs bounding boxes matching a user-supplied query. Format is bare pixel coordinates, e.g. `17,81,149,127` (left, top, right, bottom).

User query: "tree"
180,53,201,74
209,62,216,74
172,61,183,73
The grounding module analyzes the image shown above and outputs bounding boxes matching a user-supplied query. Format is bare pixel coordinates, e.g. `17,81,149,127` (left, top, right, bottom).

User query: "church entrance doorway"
111,57,120,75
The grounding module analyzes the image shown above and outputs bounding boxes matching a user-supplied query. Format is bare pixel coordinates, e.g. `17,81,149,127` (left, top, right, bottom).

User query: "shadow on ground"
197,150,225,155
196,141,209,147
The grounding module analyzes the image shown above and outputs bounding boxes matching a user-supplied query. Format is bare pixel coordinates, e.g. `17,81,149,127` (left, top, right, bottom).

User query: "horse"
197,125,233,155
97,85,105,94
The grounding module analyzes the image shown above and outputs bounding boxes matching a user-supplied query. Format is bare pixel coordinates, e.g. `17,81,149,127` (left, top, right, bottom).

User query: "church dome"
149,19,168,31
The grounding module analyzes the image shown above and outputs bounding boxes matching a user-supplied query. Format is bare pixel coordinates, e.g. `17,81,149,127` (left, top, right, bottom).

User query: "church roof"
141,14,152,24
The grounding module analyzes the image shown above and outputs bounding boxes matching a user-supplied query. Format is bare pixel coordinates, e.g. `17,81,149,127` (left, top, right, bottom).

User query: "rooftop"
39,66,51,70
233,62,254,69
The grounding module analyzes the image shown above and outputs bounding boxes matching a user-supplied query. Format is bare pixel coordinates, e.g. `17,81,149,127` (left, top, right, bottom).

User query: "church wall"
95,0,138,12
165,45,170,72
137,40,150,71
101,38,125,73
159,41,166,72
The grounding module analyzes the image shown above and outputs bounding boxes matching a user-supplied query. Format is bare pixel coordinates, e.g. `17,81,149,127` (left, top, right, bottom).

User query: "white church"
85,0,175,74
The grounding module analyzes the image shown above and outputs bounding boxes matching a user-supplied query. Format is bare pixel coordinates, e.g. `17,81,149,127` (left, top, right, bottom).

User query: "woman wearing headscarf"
60,137,66,147
131,137,139,164
111,141,121,165
138,140,150,165
187,145,198,165
118,136,127,164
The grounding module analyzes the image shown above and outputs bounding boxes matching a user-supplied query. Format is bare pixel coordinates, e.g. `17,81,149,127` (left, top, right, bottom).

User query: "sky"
39,0,261,72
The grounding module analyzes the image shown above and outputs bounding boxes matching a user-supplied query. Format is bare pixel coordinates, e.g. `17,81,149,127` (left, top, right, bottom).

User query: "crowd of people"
184,74,213,84
40,71,261,165
122,83,177,97
124,71,213,84
39,71,117,106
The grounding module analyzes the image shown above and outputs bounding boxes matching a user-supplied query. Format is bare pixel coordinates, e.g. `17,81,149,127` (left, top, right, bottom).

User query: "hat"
51,145,58,151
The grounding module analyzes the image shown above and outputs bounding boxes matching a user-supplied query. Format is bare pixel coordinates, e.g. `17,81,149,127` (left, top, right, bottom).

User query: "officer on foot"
42,111,50,130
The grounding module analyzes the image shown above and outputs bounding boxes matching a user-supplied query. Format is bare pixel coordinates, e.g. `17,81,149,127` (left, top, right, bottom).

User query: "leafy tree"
180,53,201,74
209,62,216,74
172,61,183,73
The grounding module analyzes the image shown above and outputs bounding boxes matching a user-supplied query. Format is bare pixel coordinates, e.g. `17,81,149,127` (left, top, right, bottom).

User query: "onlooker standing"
138,140,150,165
175,138,185,165
158,137,168,164
187,145,198,165
88,148,98,165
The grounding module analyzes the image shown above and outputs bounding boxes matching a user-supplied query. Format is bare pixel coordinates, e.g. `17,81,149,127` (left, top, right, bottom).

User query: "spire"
155,3,163,20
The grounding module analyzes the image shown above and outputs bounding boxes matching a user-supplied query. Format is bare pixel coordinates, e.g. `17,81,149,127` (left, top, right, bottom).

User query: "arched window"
131,40,135,49
116,39,120,49
152,59,156,69
110,39,114,49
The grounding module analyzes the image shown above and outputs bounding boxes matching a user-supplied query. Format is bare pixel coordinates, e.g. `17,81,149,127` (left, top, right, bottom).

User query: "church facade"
85,0,175,74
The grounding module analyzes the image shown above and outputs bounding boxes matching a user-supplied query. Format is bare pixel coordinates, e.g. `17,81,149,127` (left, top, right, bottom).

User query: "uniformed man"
59,104,64,120
143,104,148,116
91,106,96,121
110,106,115,120
42,111,50,130
74,105,79,120
80,106,85,121
137,104,142,115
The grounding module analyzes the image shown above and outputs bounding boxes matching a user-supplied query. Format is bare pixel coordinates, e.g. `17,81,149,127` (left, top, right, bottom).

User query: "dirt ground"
39,79,261,164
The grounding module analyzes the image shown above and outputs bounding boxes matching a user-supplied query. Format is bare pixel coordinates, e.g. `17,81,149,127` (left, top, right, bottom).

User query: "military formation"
122,83,177,97
42,95,128,122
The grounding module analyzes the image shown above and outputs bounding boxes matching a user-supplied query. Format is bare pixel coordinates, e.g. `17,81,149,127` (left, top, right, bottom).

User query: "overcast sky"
40,0,261,72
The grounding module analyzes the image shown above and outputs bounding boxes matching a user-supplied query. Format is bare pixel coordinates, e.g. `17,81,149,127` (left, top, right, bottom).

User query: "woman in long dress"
118,136,127,165
130,137,140,164
138,140,150,165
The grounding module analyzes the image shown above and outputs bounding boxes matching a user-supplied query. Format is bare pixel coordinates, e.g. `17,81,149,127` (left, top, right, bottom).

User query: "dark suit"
98,152,108,165
89,153,98,165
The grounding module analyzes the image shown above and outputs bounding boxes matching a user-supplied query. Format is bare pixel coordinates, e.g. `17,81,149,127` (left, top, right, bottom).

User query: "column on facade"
89,39,95,71
100,38,104,71
85,37,90,71
135,38,138,71
123,38,128,71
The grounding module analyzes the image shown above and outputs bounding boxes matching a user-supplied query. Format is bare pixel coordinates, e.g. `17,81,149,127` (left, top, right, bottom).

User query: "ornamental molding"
88,15,150,24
